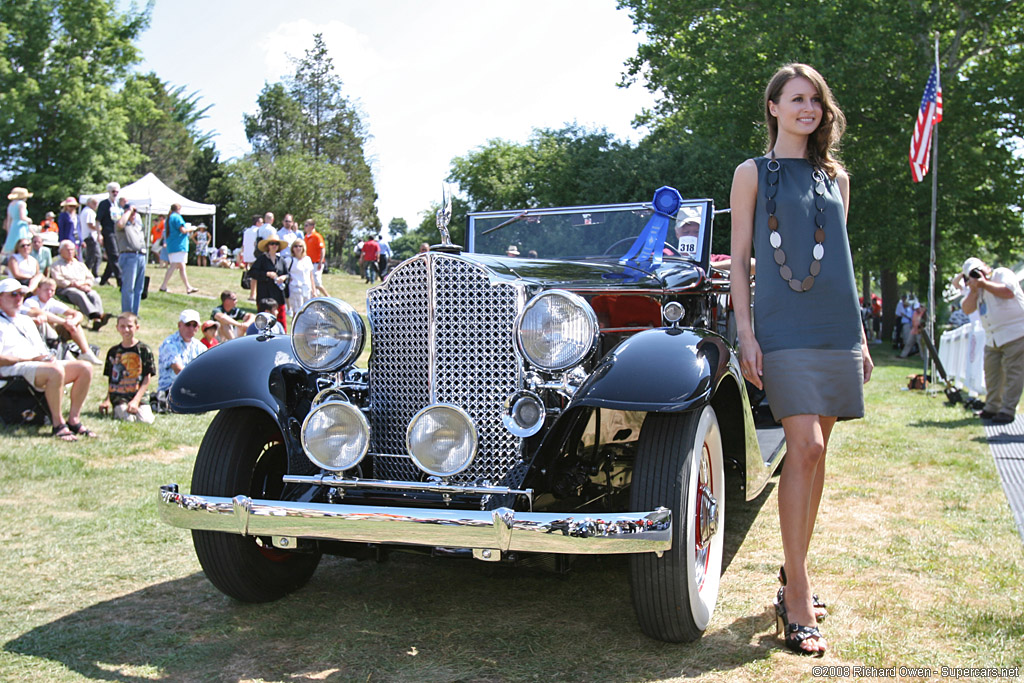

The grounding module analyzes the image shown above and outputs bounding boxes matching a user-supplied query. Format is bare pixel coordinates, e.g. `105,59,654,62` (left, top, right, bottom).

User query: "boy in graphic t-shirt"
99,312,157,423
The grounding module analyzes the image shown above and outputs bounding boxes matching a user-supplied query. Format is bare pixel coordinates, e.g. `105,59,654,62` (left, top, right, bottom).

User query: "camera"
969,268,983,279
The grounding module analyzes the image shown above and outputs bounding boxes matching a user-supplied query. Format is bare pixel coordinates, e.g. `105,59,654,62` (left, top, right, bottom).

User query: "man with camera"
961,257,1024,424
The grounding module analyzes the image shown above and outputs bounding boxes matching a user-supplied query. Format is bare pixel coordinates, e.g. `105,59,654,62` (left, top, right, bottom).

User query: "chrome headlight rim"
514,289,599,372
291,297,366,373
300,398,370,472
405,403,479,478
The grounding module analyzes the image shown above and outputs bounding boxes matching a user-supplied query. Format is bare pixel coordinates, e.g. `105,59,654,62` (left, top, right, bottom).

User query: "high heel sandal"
775,591,827,656
779,565,828,620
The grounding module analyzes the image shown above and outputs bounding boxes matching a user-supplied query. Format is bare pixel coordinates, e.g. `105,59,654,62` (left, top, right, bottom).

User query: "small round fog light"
406,404,478,477
301,400,370,471
502,390,546,437
253,311,276,333
663,301,684,325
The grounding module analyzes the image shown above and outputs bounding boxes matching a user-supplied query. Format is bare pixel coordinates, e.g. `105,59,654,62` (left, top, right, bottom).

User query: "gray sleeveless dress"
752,157,864,420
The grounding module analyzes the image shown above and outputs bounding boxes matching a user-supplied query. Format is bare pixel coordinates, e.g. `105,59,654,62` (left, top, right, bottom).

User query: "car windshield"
467,199,713,265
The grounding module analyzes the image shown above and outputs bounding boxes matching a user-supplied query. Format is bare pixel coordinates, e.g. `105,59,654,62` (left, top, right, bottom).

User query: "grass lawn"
0,264,1021,682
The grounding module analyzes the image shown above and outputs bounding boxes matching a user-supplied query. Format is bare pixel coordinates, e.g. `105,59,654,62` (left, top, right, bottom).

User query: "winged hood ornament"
432,183,462,253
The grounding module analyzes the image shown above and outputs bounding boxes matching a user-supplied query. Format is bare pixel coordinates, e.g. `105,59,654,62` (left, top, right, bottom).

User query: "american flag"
909,65,943,183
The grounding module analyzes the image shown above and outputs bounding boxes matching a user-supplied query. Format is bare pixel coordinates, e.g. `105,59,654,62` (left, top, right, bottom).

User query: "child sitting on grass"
200,320,219,348
98,312,156,423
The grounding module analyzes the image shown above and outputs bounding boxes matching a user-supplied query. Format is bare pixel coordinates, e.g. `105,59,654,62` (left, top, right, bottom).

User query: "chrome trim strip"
160,484,671,555
427,252,437,405
281,474,534,504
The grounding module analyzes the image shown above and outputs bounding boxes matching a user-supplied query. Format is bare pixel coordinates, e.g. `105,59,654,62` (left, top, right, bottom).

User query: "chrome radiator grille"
366,254,525,485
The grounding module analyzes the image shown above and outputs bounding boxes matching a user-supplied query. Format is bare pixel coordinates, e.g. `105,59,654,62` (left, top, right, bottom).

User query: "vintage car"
158,188,786,643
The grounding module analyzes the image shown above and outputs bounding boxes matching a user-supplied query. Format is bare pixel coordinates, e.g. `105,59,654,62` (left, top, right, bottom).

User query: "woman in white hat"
248,232,290,331
57,196,79,246
4,187,33,255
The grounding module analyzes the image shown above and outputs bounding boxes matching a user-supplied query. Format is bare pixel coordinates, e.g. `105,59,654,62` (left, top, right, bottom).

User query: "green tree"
619,0,1024,320
0,0,151,208
388,217,409,238
234,32,378,265
121,72,213,190
244,82,303,158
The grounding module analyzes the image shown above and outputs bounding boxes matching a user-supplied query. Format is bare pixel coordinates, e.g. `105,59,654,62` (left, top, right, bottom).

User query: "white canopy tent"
79,172,218,246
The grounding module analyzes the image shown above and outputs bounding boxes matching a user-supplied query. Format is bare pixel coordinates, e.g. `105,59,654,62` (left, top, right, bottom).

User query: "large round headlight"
406,404,478,477
515,290,598,371
291,298,365,372
301,400,370,471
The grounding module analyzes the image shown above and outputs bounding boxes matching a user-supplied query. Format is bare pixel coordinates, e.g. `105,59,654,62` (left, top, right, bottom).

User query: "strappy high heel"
775,591,827,656
779,565,828,620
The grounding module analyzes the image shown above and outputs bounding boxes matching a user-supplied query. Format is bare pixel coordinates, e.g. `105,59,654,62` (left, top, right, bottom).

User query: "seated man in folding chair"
0,278,96,441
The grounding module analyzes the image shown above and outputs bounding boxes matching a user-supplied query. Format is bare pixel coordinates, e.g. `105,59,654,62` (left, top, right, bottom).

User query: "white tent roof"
79,172,214,216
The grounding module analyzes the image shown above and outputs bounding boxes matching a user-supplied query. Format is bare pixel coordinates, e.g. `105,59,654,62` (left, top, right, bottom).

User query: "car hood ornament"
432,183,462,253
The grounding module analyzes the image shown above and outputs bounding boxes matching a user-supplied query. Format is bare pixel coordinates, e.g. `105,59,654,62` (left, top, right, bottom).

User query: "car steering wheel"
603,237,681,257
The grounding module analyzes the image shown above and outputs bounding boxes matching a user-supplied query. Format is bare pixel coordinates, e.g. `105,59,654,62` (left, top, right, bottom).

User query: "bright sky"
130,0,657,231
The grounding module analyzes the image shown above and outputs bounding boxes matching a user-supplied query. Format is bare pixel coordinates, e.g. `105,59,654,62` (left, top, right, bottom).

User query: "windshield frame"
466,199,714,271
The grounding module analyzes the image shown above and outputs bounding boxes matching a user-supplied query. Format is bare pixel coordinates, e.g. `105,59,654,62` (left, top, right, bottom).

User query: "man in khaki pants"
962,257,1024,424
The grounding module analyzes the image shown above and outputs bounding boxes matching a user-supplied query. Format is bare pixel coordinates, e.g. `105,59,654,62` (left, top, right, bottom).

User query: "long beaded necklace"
765,151,827,292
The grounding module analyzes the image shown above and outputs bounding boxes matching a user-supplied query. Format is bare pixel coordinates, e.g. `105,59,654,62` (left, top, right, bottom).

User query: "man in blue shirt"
157,308,205,400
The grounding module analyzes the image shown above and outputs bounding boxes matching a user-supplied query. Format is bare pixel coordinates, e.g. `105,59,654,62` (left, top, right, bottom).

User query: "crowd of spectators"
0,182,368,438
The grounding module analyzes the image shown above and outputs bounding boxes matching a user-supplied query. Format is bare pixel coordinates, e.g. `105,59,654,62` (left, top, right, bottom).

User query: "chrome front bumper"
159,484,671,555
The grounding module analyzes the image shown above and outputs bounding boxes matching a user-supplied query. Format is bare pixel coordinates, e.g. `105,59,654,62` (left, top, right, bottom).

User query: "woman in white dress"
287,239,316,319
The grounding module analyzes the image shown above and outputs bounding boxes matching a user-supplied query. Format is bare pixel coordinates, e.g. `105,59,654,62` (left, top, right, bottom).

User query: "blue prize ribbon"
619,186,682,270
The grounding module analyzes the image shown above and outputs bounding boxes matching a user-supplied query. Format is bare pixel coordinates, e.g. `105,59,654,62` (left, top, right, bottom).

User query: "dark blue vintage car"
158,190,785,643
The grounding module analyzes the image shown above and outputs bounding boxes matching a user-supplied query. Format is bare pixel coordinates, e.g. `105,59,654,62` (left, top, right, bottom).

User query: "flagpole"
926,32,939,382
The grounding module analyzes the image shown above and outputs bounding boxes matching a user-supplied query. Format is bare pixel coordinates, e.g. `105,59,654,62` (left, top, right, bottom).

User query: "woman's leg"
804,416,837,547
777,413,828,652
159,262,177,290
178,263,194,290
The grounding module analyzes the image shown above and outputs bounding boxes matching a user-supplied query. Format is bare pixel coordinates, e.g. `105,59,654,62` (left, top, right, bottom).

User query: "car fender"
169,334,307,419
565,327,766,498
569,327,727,413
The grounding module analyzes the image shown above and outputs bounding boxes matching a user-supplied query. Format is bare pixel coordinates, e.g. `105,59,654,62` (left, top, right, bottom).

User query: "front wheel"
629,406,725,642
190,407,321,602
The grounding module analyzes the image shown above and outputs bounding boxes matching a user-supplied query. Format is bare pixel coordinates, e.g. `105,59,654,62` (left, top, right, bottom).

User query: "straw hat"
257,232,289,252
60,196,79,208
7,187,32,200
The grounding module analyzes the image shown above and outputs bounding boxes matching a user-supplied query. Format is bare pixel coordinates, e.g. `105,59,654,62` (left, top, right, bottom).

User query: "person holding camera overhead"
730,64,873,656
116,198,147,315
961,257,1024,425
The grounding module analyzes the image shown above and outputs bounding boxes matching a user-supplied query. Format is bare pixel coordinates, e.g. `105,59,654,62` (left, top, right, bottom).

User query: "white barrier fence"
938,321,987,396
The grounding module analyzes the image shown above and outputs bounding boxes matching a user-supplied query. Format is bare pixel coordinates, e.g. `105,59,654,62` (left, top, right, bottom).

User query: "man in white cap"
961,257,1024,424
0,278,95,440
156,308,206,403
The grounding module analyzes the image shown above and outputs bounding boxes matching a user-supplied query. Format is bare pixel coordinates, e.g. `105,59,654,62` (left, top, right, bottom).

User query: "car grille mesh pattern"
367,254,524,485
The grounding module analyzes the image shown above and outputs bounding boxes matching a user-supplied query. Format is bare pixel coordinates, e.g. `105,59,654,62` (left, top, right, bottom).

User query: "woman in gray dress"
729,63,874,655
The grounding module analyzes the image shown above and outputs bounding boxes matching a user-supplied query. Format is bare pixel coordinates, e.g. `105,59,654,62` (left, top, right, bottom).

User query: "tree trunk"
881,269,899,344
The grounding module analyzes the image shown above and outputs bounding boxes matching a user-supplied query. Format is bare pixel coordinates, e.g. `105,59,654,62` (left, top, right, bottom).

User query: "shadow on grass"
6,482,777,681
910,416,982,429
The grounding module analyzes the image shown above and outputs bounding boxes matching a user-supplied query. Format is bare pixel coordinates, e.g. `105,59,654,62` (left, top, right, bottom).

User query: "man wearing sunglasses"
0,278,95,440
156,308,206,410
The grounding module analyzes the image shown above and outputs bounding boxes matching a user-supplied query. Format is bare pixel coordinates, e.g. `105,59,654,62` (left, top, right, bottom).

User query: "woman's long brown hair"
764,63,846,178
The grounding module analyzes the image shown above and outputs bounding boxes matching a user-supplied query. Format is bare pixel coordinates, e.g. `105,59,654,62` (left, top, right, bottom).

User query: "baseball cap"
201,320,217,331
179,309,201,324
0,278,29,294
962,257,985,278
